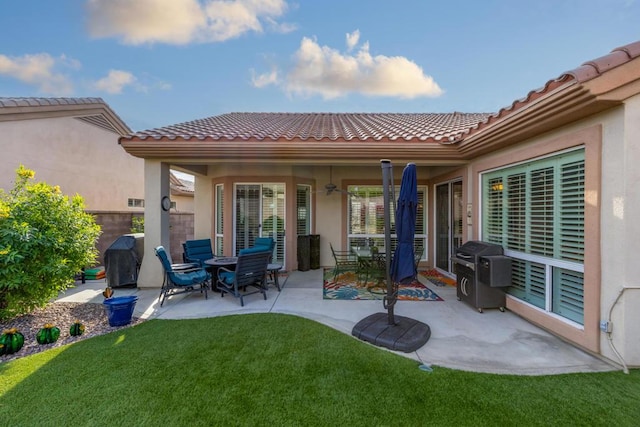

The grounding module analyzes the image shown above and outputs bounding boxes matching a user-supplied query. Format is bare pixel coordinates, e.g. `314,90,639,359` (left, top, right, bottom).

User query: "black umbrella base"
352,312,431,353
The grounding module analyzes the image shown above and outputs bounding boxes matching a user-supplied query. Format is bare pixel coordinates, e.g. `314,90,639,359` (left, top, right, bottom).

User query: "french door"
435,180,463,273
234,183,285,264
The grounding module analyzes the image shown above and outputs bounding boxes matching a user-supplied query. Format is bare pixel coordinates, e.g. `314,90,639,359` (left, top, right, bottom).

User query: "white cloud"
265,16,298,34
93,69,136,94
0,53,74,95
284,35,444,100
86,0,293,45
251,68,279,88
346,30,360,51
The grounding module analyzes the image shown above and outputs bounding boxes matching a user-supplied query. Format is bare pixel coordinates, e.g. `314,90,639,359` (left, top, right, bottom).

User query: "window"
481,149,585,324
127,198,144,208
215,184,224,255
347,185,427,259
296,185,311,236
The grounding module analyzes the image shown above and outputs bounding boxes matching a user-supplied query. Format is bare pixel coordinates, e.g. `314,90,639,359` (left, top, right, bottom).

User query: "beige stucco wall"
170,194,194,213
602,93,640,367
467,99,640,367
0,116,144,211
201,164,426,271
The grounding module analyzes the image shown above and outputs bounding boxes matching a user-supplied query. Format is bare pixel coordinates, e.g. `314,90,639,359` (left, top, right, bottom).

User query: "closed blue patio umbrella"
351,160,430,352
390,163,417,285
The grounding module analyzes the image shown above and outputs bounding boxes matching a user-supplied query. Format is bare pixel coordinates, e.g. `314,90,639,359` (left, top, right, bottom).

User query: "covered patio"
120,112,490,289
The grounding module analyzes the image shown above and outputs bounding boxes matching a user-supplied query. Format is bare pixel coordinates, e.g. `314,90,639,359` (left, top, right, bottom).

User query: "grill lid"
452,241,503,270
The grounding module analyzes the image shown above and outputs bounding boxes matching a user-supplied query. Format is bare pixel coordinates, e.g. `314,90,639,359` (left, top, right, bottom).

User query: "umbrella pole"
381,160,396,325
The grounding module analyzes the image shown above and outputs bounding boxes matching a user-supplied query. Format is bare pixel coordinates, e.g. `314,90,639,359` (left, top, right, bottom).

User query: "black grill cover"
104,235,142,288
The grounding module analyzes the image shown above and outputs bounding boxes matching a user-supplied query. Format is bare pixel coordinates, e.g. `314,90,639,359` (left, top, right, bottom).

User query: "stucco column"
193,173,213,239
137,160,170,288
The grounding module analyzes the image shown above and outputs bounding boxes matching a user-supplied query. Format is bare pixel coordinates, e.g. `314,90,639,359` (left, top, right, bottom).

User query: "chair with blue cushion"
239,237,275,259
216,251,270,306
155,246,210,307
182,239,215,267
254,237,275,255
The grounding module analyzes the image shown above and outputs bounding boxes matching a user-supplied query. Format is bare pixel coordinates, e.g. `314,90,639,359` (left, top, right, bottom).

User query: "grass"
1,313,639,426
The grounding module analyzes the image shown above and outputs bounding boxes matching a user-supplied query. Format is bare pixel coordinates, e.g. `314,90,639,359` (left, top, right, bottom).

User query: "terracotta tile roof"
169,172,194,195
0,97,106,108
125,112,492,143
565,41,640,82
460,40,640,142
123,41,640,147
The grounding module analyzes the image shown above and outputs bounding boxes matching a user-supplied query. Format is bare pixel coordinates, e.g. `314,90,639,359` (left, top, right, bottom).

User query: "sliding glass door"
234,183,285,264
435,180,463,273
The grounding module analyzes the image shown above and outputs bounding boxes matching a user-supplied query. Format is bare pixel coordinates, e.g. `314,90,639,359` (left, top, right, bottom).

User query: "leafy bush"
131,215,144,233
0,166,101,320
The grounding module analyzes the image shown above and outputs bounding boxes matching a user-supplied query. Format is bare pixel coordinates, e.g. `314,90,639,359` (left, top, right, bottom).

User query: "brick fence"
88,211,194,266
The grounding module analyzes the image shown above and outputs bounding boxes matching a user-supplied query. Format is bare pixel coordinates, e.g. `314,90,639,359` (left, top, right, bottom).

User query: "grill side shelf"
451,256,475,271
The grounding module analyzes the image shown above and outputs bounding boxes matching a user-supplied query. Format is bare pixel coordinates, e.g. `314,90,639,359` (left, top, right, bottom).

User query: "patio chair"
362,252,387,286
155,246,210,307
330,243,360,282
216,251,271,306
182,238,215,267
414,246,424,272
238,237,275,259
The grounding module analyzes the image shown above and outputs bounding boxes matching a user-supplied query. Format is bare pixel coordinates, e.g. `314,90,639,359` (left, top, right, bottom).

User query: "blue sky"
0,0,638,132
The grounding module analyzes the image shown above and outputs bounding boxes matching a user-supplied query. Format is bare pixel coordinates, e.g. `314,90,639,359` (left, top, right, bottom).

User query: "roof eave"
456,46,640,157
119,140,467,166
0,99,132,135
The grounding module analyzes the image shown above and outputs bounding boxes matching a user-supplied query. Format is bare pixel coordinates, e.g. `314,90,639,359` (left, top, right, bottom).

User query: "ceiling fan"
322,166,357,197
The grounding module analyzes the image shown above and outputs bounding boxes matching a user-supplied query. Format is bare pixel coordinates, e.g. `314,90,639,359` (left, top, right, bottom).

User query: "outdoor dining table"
204,257,238,292
351,248,386,284
351,248,385,263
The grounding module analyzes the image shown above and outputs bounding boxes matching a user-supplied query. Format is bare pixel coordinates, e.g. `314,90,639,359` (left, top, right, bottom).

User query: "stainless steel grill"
451,241,511,313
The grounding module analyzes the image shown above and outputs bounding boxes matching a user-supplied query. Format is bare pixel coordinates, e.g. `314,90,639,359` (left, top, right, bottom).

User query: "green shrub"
0,165,101,320
131,215,144,233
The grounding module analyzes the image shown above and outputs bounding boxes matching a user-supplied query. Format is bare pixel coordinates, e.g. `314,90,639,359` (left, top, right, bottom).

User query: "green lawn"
1,314,638,426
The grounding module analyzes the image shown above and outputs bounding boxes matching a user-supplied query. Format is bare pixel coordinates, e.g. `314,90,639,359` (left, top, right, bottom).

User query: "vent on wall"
75,114,120,134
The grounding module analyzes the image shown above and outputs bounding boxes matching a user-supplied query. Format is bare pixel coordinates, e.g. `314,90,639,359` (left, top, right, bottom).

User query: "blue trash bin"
103,296,138,326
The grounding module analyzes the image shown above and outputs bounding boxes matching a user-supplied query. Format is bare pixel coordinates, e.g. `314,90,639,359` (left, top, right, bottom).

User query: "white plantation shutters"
347,186,427,259
482,149,585,324
215,184,224,255
296,185,311,236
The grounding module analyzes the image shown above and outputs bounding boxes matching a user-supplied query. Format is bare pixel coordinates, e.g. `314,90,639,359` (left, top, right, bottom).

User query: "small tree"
0,166,101,320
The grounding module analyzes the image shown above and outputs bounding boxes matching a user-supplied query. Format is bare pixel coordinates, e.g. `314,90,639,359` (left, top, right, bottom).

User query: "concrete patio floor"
58,269,617,375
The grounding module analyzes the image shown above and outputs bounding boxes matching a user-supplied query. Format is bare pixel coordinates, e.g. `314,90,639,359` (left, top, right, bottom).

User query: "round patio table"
205,257,238,291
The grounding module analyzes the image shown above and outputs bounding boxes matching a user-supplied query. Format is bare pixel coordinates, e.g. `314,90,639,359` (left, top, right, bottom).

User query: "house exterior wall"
467,101,640,367
196,164,426,271
608,93,640,366
170,194,194,213
0,116,144,211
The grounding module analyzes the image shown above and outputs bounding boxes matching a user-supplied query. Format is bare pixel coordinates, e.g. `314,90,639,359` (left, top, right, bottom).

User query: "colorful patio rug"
323,269,442,301
419,268,457,287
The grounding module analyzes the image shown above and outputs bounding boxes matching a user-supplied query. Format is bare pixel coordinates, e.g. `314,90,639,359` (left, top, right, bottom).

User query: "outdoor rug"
419,268,457,287
323,269,443,301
